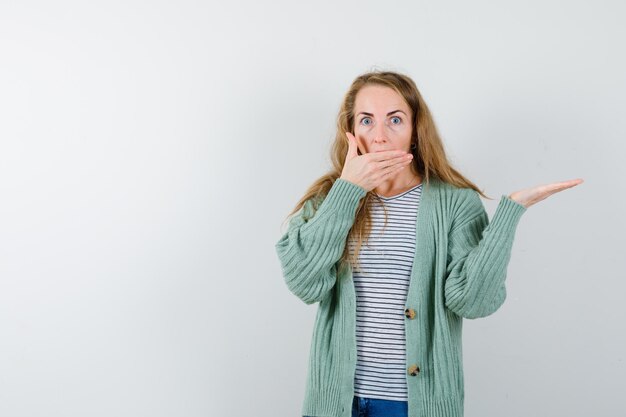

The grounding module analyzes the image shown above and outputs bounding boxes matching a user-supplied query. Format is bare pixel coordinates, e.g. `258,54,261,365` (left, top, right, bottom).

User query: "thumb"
345,132,358,160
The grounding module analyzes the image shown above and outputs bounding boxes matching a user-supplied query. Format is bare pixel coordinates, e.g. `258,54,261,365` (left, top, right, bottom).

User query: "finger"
345,132,358,159
544,179,585,193
350,132,368,156
376,155,413,173
368,149,410,162
558,178,584,188
378,160,409,179
544,178,584,188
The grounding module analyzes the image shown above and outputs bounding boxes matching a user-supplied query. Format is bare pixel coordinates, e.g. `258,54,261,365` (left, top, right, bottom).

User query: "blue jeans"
304,395,408,417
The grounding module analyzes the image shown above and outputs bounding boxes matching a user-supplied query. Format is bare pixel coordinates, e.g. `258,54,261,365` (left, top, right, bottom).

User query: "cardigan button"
404,308,416,319
408,364,420,376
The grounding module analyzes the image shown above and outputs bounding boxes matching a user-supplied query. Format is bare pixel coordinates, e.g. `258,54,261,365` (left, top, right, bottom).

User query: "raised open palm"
508,179,584,208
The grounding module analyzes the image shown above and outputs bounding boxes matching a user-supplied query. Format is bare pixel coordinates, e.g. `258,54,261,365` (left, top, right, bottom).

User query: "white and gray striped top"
347,182,423,402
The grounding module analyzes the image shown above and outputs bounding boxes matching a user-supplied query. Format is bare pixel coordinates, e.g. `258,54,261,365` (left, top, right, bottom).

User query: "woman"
275,70,582,417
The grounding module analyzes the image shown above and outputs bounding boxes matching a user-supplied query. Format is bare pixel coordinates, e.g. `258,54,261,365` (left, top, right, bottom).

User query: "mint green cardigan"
275,177,527,417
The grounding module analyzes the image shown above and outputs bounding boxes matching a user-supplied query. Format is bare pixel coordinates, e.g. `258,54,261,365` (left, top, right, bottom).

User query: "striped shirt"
347,182,423,402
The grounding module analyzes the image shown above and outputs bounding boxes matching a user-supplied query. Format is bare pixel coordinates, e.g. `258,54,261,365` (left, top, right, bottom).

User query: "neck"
374,169,422,196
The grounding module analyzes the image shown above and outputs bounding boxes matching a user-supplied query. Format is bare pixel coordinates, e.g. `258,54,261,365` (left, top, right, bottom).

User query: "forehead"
354,84,409,112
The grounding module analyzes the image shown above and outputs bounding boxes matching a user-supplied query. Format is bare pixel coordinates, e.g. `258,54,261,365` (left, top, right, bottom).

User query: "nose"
372,122,388,143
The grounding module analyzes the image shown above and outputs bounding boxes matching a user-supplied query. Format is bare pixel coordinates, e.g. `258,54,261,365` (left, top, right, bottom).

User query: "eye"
360,117,372,126
391,116,402,124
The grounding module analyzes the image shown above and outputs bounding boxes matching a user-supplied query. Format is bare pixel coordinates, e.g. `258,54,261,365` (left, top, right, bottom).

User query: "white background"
1,0,624,416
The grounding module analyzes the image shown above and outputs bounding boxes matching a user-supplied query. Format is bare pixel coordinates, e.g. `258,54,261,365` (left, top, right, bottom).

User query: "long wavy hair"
282,70,492,275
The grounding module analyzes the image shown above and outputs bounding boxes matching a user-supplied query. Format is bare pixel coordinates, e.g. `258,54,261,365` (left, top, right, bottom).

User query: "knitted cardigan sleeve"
444,190,527,319
275,178,367,304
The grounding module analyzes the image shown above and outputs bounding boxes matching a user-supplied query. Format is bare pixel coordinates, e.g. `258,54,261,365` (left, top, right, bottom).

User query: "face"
352,84,413,155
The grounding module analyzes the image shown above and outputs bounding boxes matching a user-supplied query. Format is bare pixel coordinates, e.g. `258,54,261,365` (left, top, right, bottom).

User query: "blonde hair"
282,69,493,275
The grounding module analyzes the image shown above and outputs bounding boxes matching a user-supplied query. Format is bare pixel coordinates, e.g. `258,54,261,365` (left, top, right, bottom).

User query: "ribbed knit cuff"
322,178,367,212
299,178,367,237
489,194,527,233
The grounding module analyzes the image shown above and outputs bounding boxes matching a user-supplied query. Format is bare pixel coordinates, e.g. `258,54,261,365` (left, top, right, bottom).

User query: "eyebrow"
357,110,407,117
